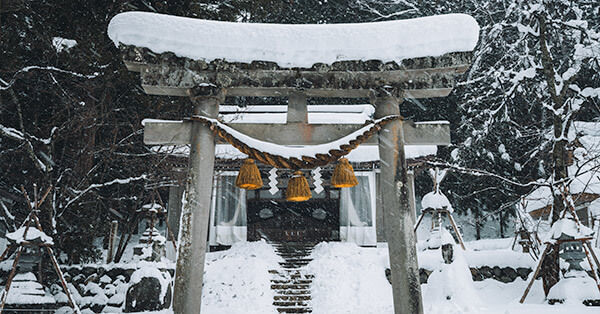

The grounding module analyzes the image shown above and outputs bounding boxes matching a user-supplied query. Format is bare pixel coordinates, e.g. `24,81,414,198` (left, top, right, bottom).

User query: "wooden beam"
138,64,465,99
143,120,450,146
140,85,456,99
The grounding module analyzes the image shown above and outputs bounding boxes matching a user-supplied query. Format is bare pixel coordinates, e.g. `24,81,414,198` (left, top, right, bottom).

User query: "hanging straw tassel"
235,158,263,190
286,171,312,202
331,157,358,188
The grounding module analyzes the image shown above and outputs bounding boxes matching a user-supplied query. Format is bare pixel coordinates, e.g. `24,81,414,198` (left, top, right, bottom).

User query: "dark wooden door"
247,198,340,242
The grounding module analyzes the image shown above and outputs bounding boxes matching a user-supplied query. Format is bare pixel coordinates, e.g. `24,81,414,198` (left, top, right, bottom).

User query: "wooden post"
581,241,600,293
173,86,224,314
447,211,466,250
520,244,550,303
373,92,423,314
0,247,24,311
106,220,118,263
414,211,426,232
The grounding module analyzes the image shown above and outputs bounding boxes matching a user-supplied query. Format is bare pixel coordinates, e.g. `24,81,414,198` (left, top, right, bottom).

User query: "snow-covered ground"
2,239,599,313
304,241,600,314
201,240,282,314
195,240,600,314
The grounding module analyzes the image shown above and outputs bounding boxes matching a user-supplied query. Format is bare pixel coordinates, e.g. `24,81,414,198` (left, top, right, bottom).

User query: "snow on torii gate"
108,11,479,314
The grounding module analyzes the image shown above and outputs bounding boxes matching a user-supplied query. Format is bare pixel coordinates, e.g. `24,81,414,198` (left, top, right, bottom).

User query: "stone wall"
0,263,174,313
418,266,533,284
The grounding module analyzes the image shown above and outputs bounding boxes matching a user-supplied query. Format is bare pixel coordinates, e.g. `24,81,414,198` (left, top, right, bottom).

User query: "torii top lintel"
108,11,479,99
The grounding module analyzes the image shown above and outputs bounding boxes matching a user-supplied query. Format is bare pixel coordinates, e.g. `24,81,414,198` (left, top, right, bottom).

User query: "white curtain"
340,174,376,246
213,175,247,245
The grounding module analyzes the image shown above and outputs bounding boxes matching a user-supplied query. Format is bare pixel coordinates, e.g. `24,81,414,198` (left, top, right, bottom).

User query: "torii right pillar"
373,91,423,314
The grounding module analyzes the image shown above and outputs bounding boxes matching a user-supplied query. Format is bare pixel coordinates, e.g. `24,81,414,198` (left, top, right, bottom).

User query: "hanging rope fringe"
286,171,312,202
235,158,263,190
190,115,402,169
331,157,359,188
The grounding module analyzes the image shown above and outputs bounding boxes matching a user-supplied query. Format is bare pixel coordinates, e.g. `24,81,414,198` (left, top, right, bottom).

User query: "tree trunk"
475,210,481,240
499,211,504,238
538,13,572,297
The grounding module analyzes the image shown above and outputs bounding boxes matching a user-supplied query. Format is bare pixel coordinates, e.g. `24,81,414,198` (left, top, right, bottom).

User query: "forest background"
1,0,599,262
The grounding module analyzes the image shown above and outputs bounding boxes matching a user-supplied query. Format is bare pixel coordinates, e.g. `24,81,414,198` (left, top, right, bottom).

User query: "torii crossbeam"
108,11,479,314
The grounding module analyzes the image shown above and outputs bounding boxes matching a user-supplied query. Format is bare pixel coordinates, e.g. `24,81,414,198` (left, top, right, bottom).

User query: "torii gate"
108,11,478,314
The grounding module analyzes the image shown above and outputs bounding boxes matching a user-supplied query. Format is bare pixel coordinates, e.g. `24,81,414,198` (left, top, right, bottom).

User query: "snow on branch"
0,65,100,91
60,174,148,215
427,161,546,189
0,124,25,141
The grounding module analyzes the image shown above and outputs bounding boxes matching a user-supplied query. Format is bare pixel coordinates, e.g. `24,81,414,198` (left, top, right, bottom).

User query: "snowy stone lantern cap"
6,226,54,245
421,191,453,213
140,203,163,213
544,213,595,243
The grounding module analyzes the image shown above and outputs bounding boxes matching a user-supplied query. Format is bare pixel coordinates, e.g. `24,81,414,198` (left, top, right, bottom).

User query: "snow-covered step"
276,308,313,314
271,283,311,290
274,295,312,301
270,242,315,314
274,300,311,307
274,289,311,296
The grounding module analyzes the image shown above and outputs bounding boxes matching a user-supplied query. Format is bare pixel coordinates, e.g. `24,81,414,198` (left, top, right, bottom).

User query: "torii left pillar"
173,86,224,314
373,89,423,314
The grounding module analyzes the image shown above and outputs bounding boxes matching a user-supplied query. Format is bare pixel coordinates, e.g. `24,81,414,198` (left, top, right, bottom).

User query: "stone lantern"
549,213,595,278
17,245,41,274
133,203,167,262
559,240,587,277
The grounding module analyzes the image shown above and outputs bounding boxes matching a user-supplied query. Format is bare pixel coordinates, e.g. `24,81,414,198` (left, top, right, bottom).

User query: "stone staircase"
269,243,315,313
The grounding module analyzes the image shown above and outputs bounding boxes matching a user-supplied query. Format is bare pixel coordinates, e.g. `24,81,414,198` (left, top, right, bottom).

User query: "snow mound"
108,11,479,68
425,228,456,249
547,277,600,303
305,242,392,314
421,191,453,212
202,240,282,314
423,246,483,309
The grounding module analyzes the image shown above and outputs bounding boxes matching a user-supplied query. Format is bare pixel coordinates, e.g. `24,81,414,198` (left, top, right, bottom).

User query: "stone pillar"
378,171,416,242
407,170,417,225
167,185,184,241
287,91,308,123
173,86,224,314
373,91,423,314
376,171,385,242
